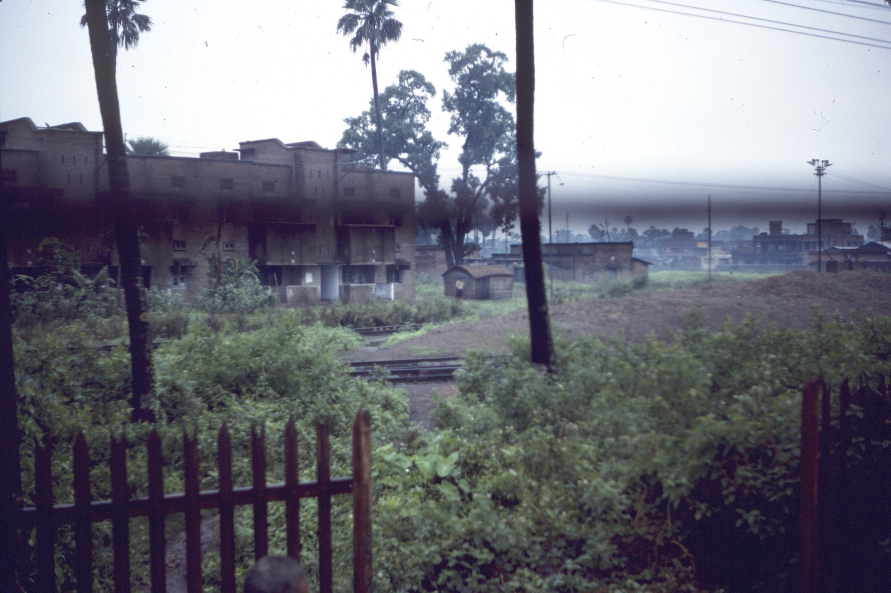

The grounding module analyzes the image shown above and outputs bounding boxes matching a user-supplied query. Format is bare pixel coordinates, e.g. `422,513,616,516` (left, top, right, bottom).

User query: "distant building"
824,241,891,273
442,265,514,300
0,117,417,303
508,242,649,283
730,220,863,270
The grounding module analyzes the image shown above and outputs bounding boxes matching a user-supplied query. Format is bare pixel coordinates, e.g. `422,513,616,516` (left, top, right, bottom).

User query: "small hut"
442,265,514,300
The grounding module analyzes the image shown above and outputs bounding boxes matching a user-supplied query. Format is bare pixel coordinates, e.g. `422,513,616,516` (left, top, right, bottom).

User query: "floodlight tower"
807,159,831,272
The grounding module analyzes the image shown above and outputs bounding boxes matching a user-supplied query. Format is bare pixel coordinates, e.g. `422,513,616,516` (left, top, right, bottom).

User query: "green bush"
368,313,891,592
14,311,410,591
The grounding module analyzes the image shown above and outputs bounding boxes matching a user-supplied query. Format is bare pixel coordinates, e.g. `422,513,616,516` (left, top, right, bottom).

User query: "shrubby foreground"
13,306,891,592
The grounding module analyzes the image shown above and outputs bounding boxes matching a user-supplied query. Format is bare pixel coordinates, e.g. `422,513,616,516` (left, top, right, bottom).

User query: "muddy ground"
346,270,891,429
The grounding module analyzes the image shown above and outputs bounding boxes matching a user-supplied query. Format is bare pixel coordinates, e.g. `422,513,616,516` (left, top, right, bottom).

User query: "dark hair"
243,555,308,593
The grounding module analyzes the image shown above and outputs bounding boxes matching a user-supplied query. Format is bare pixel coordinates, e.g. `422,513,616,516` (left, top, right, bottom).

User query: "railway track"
349,356,462,383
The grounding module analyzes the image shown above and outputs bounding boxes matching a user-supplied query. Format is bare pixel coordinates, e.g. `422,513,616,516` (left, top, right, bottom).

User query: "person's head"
243,555,309,593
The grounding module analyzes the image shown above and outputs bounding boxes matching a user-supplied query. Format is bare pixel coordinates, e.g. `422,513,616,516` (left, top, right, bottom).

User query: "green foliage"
195,240,275,314
368,313,891,591
15,310,410,591
11,239,120,329
301,296,472,329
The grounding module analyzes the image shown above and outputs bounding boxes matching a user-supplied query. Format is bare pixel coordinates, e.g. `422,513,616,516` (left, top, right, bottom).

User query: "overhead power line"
589,0,891,50
755,0,891,26
561,171,891,194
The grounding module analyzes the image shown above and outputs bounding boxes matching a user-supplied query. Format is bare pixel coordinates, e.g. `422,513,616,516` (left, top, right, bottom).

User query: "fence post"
800,380,819,593
284,418,301,561
352,409,373,593
183,429,201,593
251,424,268,560
147,429,167,593
110,435,130,593
73,433,93,593
317,421,333,593
35,437,56,593
218,424,236,593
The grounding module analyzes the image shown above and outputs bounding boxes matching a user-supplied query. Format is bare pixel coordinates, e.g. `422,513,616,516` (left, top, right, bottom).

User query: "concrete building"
731,220,863,269
0,117,417,303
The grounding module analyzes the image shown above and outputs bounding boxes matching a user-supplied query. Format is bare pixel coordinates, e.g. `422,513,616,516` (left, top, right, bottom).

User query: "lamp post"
807,159,831,272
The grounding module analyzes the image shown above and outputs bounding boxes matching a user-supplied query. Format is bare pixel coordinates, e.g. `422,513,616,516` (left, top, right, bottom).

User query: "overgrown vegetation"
371,312,891,592
13,250,886,591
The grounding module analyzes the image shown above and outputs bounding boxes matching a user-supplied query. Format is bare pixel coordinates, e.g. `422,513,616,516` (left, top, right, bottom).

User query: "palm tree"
126,136,169,156
337,0,403,171
80,0,153,72
84,0,155,421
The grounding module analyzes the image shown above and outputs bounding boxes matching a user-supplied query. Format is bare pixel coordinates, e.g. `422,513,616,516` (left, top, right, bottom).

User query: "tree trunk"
0,145,24,593
369,47,387,171
514,0,554,370
85,0,155,421
439,222,458,268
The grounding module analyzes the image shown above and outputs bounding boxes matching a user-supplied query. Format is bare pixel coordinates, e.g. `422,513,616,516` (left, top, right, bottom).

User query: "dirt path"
349,271,891,428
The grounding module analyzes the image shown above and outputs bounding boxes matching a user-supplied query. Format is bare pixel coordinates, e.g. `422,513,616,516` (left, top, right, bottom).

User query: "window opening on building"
67,173,71,184
172,270,187,288
173,240,186,251
61,155,65,164
386,265,404,284
223,242,235,251
73,155,77,165
389,213,403,227
85,156,89,165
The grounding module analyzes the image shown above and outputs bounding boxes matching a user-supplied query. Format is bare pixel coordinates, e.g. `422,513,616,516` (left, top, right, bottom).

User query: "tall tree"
337,70,461,264
84,0,154,421
339,50,540,267
337,0,403,171
441,44,520,266
514,0,554,369
80,0,153,73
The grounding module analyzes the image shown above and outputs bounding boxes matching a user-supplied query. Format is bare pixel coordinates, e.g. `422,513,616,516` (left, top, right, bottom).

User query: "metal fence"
17,409,373,593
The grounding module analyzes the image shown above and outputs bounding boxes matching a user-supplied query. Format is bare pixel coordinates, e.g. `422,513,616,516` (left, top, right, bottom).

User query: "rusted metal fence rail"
17,409,373,593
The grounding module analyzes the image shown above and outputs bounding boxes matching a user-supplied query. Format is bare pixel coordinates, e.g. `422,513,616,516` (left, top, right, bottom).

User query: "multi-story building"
732,220,863,268
0,117,416,303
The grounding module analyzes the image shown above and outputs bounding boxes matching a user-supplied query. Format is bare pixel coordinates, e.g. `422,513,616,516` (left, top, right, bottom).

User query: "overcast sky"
1,0,889,235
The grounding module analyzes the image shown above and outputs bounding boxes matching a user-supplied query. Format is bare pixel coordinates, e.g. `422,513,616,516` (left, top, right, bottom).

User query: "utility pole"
543,171,556,244
566,213,570,242
707,194,712,283
807,159,832,272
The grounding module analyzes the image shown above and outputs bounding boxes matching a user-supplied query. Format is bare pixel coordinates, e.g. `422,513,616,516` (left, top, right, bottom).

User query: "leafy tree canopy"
339,44,541,266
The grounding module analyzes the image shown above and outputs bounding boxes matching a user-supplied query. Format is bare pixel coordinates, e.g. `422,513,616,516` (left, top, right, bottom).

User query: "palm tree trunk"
514,0,554,370
85,0,155,421
369,48,387,171
0,148,24,592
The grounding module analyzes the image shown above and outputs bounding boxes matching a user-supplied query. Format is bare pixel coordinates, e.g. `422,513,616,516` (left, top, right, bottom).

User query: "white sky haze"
1,0,889,235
